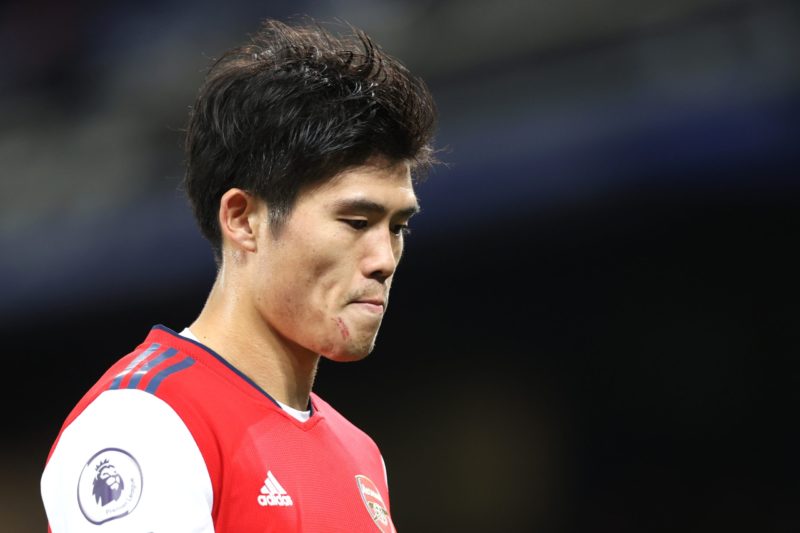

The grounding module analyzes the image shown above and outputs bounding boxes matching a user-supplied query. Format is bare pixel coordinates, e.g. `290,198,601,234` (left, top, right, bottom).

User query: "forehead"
302,160,418,209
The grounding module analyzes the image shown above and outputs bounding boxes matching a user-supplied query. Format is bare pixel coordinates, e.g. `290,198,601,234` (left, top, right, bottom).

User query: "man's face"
250,160,418,361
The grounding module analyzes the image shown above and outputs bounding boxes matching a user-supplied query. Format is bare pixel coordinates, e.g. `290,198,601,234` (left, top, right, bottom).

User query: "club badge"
355,475,394,533
77,448,143,524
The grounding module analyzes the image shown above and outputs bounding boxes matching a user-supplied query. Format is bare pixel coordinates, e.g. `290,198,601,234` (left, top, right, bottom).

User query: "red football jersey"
41,325,396,532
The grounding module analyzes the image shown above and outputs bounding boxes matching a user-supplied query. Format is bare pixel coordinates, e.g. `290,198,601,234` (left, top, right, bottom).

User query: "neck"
189,275,319,411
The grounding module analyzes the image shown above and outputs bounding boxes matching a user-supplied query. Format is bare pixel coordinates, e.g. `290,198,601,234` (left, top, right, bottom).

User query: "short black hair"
183,19,438,264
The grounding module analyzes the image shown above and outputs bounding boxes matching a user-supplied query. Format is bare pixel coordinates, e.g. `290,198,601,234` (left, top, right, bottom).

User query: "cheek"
291,252,342,311
256,248,344,335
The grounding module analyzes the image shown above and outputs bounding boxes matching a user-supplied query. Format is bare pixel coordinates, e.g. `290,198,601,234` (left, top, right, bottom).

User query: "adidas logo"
257,470,294,507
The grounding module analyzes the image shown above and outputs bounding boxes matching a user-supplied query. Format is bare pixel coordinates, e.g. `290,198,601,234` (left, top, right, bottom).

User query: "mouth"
350,298,385,314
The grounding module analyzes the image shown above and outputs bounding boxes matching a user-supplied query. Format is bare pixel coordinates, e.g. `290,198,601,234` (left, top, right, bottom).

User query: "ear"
218,188,262,255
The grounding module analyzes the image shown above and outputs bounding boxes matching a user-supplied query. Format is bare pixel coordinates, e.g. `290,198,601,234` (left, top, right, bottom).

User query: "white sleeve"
41,389,215,532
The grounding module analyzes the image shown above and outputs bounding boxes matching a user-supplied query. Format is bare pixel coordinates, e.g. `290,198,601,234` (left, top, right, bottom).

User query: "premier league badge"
77,448,143,524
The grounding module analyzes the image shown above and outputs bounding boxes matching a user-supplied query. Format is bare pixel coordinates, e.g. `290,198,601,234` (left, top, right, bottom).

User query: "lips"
356,298,384,307
350,297,385,314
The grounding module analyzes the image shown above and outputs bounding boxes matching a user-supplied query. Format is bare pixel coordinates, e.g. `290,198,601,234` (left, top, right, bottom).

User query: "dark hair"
183,19,437,263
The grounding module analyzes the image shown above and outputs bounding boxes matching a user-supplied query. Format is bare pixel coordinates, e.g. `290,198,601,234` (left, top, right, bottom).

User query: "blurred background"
2,0,798,531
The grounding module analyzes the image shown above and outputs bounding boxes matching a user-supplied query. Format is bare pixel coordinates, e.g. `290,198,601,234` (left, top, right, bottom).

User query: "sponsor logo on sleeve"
77,448,143,525
355,475,394,533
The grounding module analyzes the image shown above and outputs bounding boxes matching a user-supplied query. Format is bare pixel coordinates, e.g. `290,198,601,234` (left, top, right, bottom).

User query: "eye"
391,224,410,236
342,219,369,230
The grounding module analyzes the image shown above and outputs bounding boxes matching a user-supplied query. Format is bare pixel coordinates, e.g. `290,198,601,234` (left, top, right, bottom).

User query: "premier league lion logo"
92,459,125,506
78,448,142,524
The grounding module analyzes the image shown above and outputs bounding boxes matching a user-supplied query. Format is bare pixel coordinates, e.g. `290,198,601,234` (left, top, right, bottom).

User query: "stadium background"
1,0,798,531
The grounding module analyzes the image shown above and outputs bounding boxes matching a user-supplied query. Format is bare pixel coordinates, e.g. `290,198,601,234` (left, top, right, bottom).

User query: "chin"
321,337,376,362
325,353,369,363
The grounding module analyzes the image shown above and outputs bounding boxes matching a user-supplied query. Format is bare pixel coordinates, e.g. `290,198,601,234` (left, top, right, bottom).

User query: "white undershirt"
180,328,311,422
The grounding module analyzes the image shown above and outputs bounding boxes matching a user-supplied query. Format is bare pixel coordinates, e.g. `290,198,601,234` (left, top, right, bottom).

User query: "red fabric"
46,326,394,532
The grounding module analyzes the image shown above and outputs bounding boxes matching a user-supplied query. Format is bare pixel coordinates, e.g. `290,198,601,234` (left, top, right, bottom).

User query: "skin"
189,158,419,411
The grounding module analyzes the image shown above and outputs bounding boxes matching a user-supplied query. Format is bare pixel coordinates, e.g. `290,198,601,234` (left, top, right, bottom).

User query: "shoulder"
65,325,247,431
41,388,214,531
45,388,204,469
47,326,241,485
97,326,211,399
60,328,205,427
41,326,227,531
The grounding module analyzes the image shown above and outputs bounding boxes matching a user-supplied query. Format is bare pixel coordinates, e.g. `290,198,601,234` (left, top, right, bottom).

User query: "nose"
362,228,400,284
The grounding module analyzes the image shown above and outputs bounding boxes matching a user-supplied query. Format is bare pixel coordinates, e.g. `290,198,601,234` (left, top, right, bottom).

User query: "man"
41,19,437,532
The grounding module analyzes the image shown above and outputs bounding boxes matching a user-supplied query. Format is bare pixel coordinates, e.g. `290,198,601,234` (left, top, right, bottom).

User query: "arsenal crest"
355,475,394,533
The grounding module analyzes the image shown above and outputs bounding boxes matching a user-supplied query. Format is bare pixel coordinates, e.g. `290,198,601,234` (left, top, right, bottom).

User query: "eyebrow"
331,198,420,219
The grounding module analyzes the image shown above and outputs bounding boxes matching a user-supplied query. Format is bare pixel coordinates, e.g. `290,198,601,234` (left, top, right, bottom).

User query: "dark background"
1,1,798,531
